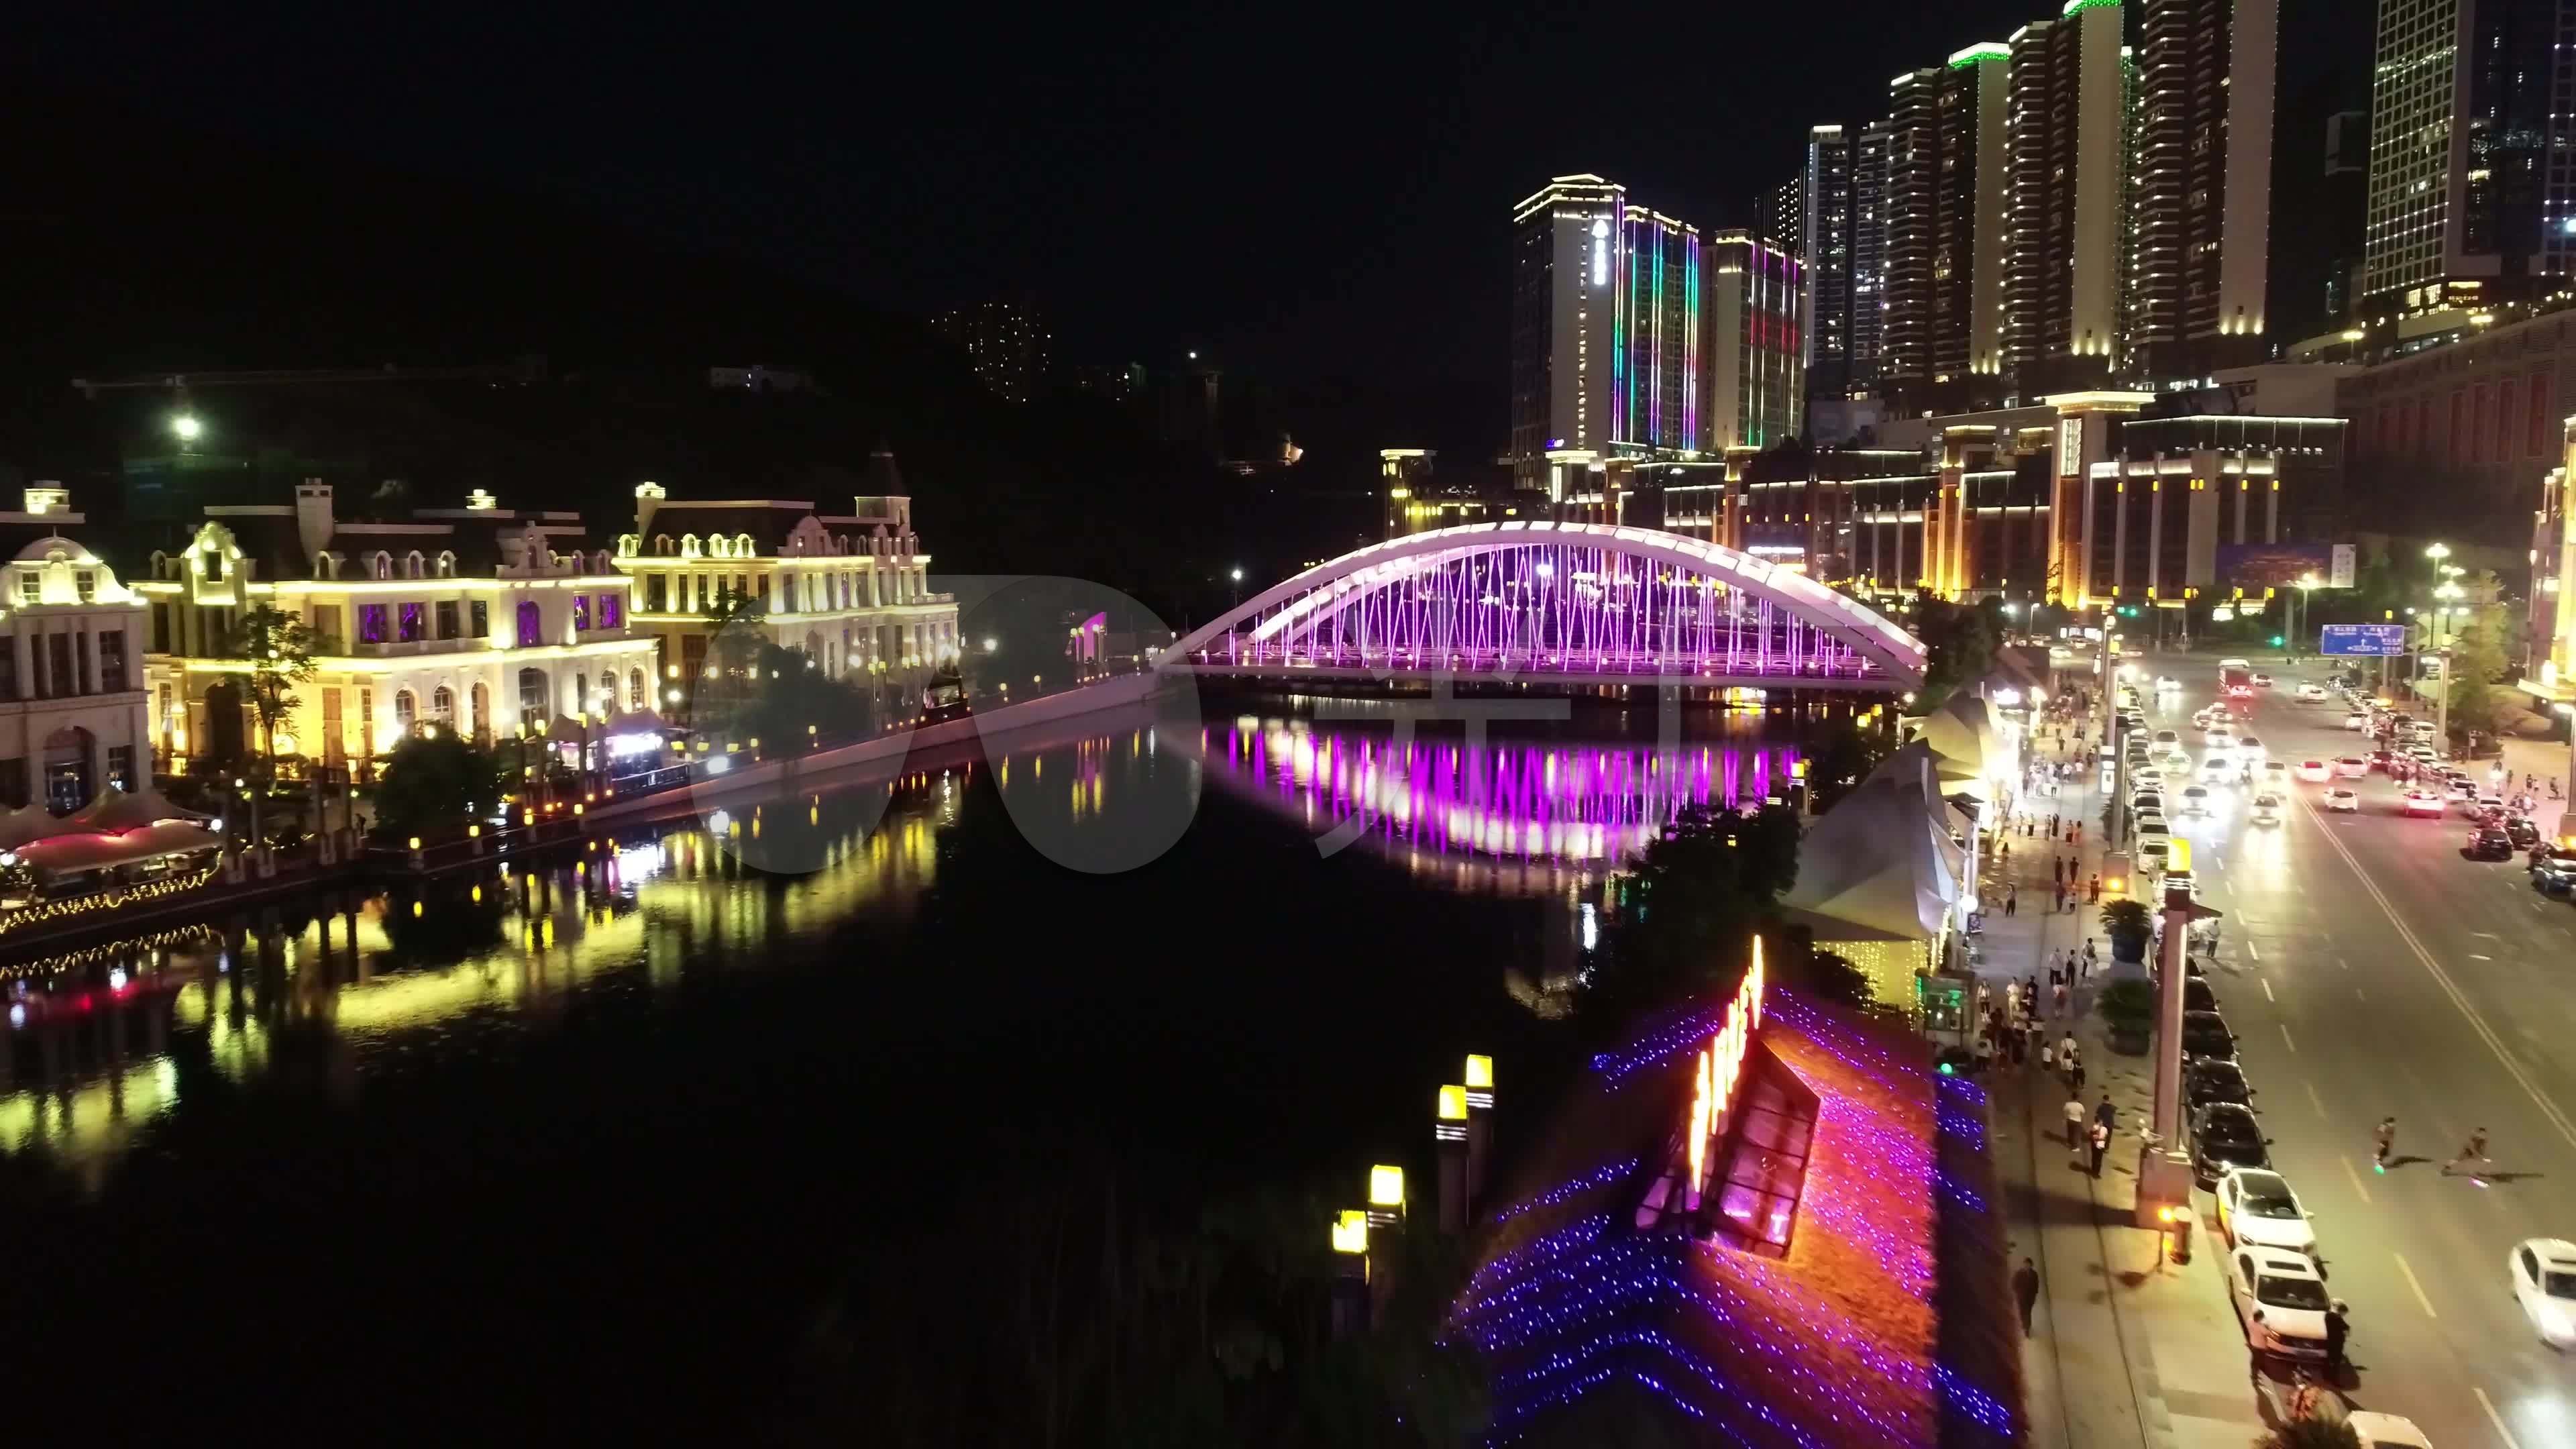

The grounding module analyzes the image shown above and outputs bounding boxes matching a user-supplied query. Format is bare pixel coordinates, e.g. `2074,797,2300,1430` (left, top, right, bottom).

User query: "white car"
2296,682,2328,700
2227,1247,2333,1361
2200,756,2235,784
2402,788,2445,816
2510,1238,2576,1348
2252,672,2275,688
2204,725,2235,747
2215,1168,2315,1256
2296,759,2331,784
2323,788,2361,812
2342,1413,2433,1449
2235,735,2265,765
2153,729,2181,749
2343,711,2369,730
2156,675,2181,692
2261,760,2290,787
2475,794,2507,818
2335,756,2369,780
2135,811,2169,837
2179,786,2213,816
2251,792,2282,824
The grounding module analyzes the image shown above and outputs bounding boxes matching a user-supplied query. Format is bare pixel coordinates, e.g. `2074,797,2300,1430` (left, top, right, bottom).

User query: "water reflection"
1205,714,1803,877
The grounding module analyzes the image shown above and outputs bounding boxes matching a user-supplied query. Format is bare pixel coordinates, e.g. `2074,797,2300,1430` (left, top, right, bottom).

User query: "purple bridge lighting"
1159,523,1929,693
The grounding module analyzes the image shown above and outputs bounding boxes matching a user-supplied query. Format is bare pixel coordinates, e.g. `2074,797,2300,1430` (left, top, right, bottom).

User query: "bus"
2218,657,2255,698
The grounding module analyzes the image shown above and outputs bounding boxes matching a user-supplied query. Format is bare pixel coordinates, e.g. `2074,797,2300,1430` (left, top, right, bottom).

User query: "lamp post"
2290,573,2319,661
2432,579,2465,747
2139,837,2218,1227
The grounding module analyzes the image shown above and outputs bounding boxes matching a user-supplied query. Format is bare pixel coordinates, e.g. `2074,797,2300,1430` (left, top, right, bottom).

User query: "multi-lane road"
2137,660,2576,1447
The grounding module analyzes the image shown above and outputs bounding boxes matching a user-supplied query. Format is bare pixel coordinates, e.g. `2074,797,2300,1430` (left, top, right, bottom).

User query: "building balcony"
341,637,495,659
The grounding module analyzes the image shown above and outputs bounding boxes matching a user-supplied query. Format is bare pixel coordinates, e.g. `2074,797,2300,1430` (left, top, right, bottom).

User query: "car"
2295,682,2328,700
2509,1238,2576,1348
2509,817,2544,851
2135,810,2168,837
2227,1246,2331,1360
2475,794,2508,819
2343,710,2368,729
2137,837,2171,874
2186,1058,2254,1111
2468,825,2516,859
2182,1009,2237,1062
2534,849,2576,895
2183,977,2220,1013
2155,674,2180,692
2178,785,2214,816
2296,759,2331,783
2235,734,2265,761
2201,757,2237,786
2153,729,2180,748
2331,756,2367,780
2193,1101,2269,1179
2321,788,2359,812
2251,672,2274,688
2204,724,2235,747
2215,1168,2315,1256
2402,788,2446,816
2341,1412,2433,1449
2367,749,2396,773
2250,792,2282,824
2261,758,2290,782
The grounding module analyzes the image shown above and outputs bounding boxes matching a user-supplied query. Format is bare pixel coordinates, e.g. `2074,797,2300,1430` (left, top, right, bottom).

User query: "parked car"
2192,1102,2270,1181
2340,1413,2433,1449
2214,1167,2316,1257
2186,1059,2254,1111
2183,977,2220,1013
2226,1246,2331,1360
2343,710,2369,730
2533,848,2576,894
2509,817,2544,851
2467,824,2516,861
2182,1010,2237,1062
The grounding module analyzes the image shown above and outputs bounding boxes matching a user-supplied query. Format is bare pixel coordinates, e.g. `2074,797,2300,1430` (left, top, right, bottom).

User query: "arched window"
371,551,392,580
393,689,418,737
149,551,168,580
680,534,701,558
470,682,490,744
653,534,674,556
735,533,755,557
517,667,549,725
574,673,588,717
629,669,645,710
436,551,457,578
431,685,454,723
404,550,425,579
516,600,543,647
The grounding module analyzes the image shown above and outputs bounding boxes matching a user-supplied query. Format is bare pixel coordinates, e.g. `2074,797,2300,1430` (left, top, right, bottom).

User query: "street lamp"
170,412,203,444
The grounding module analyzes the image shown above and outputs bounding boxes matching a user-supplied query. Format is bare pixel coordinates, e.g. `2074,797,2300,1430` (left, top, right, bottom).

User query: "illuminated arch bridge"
1159,523,1928,693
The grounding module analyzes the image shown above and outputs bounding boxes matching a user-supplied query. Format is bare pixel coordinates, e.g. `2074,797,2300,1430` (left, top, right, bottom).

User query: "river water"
3,692,1825,1434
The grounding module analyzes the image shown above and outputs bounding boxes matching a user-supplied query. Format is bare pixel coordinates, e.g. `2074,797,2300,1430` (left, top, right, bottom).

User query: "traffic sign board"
2319,623,2408,657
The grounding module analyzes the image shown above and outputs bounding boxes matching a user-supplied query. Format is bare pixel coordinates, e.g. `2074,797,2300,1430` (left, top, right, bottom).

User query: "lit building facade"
930,301,1051,403
1802,125,1862,399
2361,0,2557,322
1851,120,1892,395
616,465,961,716
2339,302,2575,521
1882,48,2010,410
139,484,657,775
1379,449,1508,537
2132,0,2277,378
1509,176,1707,491
1707,231,1807,450
2004,0,2129,395
0,490,151,812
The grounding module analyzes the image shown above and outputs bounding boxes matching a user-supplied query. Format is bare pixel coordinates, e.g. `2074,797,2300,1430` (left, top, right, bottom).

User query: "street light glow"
1230,567,1244,583
170,413,203,442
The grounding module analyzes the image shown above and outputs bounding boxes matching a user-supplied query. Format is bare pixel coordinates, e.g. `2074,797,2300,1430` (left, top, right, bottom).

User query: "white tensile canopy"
1776,743,1970,943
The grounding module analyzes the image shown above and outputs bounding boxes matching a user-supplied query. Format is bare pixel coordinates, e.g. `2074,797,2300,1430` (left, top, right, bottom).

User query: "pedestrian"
2049,812,2060,839
2039,1039,2055,1073
2443,1126,2491,1177
2373,1116,2396,1171
2071,821,2082,845
2005,887,2017,917
2070,1053,2086,1092
2053,857,2064,887
2324,1300,2351,1380
2063,1093,2087,1148
2053,978,2069,1015
2088,873,2100,903
2009,1024,2027,1065
2088,1120,2110,1176
2013,1258,2041,1334
2094,1093,2116,1130
2055,883,2067,914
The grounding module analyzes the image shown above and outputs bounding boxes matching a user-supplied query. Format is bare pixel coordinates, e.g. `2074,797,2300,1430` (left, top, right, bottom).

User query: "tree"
2447,591,2507,740
697,641,874,744
1910,592,1996,712
1804,720,1895,814
1588,804,1802,1025
702,586,767,675
223,604,317,777
374,731,512,840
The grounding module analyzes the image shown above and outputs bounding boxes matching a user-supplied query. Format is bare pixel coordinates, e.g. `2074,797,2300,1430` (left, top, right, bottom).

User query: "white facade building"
139,484,657,775
0,492,151,812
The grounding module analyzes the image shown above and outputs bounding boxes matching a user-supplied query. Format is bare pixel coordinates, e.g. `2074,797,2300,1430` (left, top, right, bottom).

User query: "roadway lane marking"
2306,1080,2326,1117
2469,954,2493,961
2280,1024,2298,1053
2337,955,2349,969
2341,1155,2373,1205
2393,1252,2439,1318
2473,1385,2524,1449
2296,794,2576,1152
2247,939,2261,961
2262,977,2275,1002
2355,987,2367,1003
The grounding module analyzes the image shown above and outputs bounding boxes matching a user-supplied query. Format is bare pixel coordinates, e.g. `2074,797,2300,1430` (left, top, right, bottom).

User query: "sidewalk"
1968,720,2278,1449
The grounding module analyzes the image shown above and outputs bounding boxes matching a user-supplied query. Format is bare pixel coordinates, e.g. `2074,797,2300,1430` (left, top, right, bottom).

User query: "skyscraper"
1509,176,1706,490
1707,231,1807,450
2363,0,2561,319
1882,46,2010,408
2003,0,2129,394
1851,121,1892,394
1802,125,1860,398
2131,0,2279,377
1763,178,1805,258
928,300,1051,403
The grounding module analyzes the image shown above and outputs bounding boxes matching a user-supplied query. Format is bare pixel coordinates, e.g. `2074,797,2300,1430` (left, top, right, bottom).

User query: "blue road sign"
2319,623,2408,657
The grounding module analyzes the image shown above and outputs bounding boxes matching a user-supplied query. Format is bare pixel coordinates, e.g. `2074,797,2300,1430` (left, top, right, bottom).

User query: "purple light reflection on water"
1212,722,1803,865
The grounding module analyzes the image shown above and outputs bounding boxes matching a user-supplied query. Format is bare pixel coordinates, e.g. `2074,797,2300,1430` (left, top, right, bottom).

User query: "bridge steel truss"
1160,523,1929,692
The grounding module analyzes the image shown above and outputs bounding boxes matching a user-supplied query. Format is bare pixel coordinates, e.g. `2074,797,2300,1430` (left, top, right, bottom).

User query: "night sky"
7,1,2369,455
